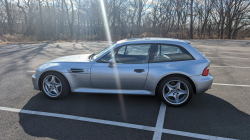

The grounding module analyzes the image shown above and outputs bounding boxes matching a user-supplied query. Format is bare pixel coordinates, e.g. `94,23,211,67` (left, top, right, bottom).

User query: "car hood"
49,54,92,63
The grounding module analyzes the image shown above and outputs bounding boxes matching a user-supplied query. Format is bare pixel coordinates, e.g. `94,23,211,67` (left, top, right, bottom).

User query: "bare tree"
0,0,250,41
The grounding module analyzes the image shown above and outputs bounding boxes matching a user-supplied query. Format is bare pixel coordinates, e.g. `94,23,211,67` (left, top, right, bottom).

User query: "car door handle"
134,69,145,73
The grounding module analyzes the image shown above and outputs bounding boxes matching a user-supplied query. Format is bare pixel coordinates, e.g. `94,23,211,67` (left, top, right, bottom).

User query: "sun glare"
100,0,127,120
100,0,112,46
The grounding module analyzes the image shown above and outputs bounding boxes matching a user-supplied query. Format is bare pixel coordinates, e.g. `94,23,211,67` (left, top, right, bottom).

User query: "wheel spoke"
49,87,52,94
50,76,55,84
52,87,58,94
55,83,61,88
178,90,188,95
174,94,180,103
44,81,51,87
52,87,57,94
166,83,174,91
45,78,50,83
165,91,174,98
175,82,181,90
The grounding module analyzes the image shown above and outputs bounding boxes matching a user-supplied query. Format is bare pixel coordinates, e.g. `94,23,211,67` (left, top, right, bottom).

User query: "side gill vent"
68,68,83,73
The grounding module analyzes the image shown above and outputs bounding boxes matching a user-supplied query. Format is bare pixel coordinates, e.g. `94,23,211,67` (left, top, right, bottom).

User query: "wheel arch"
155,73,197,95
38,70,71,91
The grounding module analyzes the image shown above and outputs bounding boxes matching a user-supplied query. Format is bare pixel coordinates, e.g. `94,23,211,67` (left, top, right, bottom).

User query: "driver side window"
116,44,151,64
97,44,151,64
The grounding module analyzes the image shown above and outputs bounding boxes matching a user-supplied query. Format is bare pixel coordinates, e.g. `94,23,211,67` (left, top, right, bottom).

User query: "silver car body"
32,38,213,95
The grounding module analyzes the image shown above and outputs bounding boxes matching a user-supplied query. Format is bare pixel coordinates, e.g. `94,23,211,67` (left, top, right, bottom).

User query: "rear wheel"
157,76,193,107
41,72,70,99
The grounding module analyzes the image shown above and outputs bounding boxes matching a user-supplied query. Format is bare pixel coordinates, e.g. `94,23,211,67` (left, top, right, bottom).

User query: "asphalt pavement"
0,40,250,140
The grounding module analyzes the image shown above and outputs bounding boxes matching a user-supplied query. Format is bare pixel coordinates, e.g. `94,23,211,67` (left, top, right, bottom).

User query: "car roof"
117,37,190,44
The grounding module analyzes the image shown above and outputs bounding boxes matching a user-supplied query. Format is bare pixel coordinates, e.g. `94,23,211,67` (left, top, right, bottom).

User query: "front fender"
35,62,93,91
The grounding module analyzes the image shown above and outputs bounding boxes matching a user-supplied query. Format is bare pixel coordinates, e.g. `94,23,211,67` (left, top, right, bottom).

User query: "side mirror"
108,59,116,68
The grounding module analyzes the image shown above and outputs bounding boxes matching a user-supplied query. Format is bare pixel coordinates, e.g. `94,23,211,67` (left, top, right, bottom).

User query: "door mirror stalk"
108,59,116,68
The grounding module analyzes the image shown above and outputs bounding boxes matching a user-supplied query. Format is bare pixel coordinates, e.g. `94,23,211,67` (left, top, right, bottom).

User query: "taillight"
202,66,209,76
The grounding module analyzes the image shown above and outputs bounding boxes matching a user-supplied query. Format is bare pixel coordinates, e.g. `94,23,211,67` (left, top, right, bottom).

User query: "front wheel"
157,76,193,107
41,72,70,99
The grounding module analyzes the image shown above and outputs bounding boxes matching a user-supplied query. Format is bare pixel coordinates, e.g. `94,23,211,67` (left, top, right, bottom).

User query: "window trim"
149,43,195,63
124,46,127,55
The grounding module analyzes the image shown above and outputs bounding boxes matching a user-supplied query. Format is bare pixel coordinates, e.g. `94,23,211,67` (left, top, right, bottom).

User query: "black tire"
40,71,70,99
157,76,193,107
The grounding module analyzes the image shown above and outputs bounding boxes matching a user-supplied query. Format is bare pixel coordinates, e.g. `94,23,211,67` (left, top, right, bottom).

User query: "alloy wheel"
43,75,62,97
162,80,189,105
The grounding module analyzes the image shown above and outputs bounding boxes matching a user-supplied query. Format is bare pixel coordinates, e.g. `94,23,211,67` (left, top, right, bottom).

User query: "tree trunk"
4,0,13,34
38,0,44,38
17,0,27,33
63,0,73,38
137,0,143,36
77,0,80,41
190,0,194,39
60,0,64,35
70,0,74,38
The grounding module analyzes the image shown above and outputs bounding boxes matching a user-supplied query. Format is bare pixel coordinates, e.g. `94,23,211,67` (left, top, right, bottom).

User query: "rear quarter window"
150,44,194,63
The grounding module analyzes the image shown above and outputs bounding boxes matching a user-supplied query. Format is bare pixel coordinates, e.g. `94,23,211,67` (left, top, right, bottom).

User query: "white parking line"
211,66,250,69
162,129,236,140
207,57,249,59
0,106,236,140
0,106,155,131
201,51,250,55
213,83,250,87
152,102,167,140
26,70,36,73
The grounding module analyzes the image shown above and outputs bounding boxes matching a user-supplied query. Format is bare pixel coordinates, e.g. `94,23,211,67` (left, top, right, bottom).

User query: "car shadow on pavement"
164,92,250,140
18,92,250,139
18,92,160,139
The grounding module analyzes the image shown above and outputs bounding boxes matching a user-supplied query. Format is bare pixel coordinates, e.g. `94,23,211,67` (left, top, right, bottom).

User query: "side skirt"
72,88,154,95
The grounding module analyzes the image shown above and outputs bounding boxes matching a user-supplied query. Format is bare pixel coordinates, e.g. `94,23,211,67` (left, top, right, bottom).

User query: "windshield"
92,43,117,60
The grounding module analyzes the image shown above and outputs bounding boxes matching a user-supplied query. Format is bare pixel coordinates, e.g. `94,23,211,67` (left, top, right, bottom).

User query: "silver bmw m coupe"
32,38,213,107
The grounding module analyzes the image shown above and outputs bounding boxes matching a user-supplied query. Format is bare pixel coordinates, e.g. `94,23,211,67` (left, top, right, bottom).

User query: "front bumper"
191,73,213,94
32,74,40,90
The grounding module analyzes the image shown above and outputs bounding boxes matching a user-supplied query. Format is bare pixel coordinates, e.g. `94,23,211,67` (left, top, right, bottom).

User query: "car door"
90,44,151,90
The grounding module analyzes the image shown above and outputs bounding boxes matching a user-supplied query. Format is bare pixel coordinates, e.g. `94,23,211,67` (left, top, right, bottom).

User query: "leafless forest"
0,0,250,43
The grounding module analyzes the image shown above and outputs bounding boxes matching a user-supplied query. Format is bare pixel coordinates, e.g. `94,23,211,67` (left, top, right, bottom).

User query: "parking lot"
0,40,250,140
